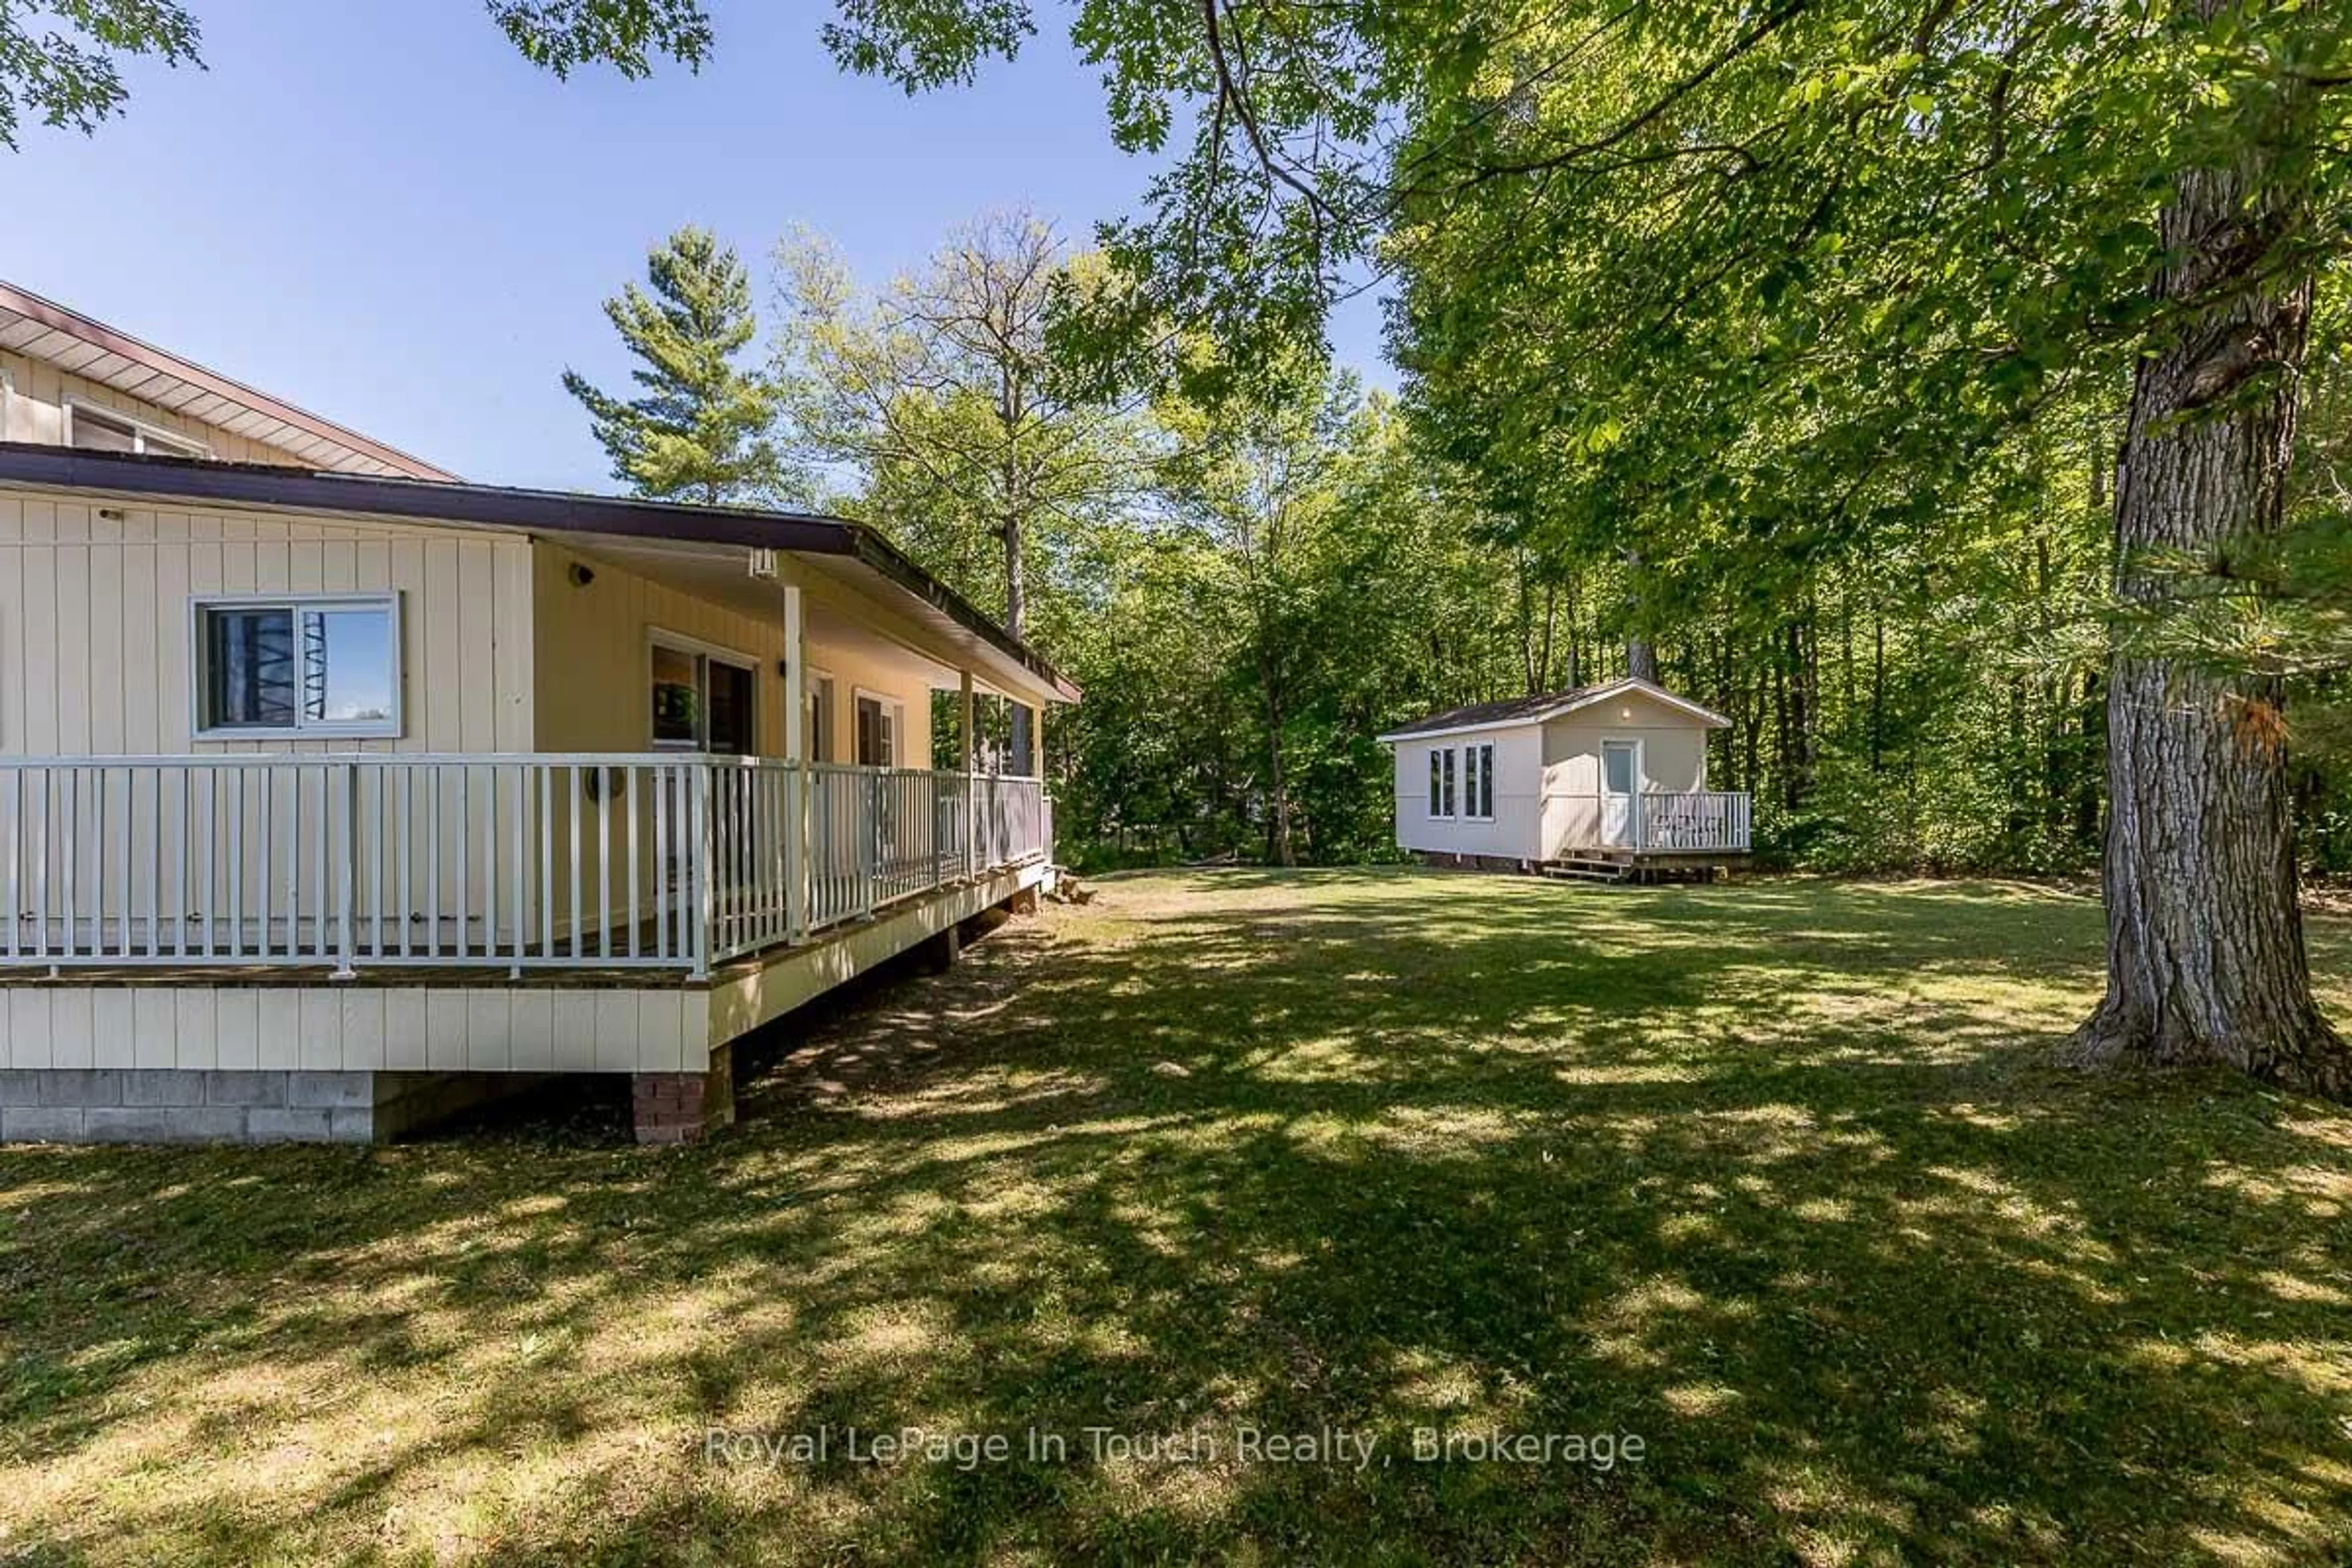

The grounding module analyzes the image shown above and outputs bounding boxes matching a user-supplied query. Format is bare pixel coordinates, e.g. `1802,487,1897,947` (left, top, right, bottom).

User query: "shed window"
194,595,400,738
1464,742,1495,820
1442,747,1457,818
1427,750,1442,817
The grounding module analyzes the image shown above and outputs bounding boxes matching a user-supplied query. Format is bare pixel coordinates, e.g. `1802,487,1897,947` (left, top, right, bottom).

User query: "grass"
2,869,2350,1566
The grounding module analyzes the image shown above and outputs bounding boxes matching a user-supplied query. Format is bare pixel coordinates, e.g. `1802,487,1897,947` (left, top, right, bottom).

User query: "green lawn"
3,871,2350,1566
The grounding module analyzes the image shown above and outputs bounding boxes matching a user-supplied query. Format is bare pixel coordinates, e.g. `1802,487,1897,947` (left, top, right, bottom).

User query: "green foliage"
769,211,1147,636
562,225,797,507
486,0,713,78
0,0,201,149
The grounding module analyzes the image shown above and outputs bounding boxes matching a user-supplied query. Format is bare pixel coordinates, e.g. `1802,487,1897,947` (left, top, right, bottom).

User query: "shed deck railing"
1550,790,1753,855
0,756,1050,979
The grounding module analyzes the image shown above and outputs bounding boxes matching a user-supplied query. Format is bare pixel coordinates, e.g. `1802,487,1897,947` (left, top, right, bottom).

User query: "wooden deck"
0,859,1055,1078
1540,848,1749,885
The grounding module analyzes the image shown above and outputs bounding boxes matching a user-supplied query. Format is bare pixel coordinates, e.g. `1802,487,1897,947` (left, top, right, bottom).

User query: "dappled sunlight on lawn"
1,869,2349,1564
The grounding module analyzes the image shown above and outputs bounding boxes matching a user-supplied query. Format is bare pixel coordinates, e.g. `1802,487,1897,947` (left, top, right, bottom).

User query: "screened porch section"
0,755,1050,979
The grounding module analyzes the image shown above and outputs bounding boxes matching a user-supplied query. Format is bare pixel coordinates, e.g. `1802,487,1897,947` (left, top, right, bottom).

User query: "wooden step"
1541,858,1630,883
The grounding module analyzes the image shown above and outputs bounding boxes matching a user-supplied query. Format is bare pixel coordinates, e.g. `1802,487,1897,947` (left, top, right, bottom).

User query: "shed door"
1601,740,1640,848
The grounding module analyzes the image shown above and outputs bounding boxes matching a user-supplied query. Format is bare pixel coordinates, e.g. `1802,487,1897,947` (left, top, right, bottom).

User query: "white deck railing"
1551,790,1753,855
1635,791,1752,853
0,755,1051,978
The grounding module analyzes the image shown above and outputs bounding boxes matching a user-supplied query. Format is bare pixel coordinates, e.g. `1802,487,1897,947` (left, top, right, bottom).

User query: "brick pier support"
630,1046,735,1145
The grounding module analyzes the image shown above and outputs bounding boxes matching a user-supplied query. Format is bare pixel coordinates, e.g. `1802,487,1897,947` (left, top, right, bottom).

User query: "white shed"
1378,679,1751,875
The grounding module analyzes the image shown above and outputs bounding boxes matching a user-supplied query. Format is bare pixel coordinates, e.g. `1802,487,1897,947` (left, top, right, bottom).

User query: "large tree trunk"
1623,548,1659,682
2067,127,2349,1098
1263,688,1296,868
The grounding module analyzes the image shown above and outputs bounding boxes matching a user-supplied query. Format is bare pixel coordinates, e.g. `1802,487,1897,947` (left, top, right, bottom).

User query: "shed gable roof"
1378,678,1730,742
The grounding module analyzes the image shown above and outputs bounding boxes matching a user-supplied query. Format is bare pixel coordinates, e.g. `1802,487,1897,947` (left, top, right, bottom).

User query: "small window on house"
1463,745,1482,821
806,673,835,764
1428,750,1443,817
69,401,206,459
194,595,401,737
650,635,757,754
1474,742,1496,819
855,694,899,768
1442,747,1458,818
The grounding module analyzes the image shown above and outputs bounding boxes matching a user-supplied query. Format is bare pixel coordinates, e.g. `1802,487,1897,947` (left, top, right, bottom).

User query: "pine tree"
563,227,793,507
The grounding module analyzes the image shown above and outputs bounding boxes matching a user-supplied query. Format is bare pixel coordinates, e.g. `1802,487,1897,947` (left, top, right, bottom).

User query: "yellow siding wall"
531,542,940,767
802,643,937,769
0,490,532,757
794,568,946,769
530,541,794,755
0,347,315,468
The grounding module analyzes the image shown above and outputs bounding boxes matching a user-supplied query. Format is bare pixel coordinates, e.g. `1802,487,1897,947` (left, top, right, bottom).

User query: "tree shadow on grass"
1,869,2348,1566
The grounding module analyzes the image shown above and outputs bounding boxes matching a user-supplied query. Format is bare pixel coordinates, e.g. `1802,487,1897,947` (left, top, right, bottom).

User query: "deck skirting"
0,860,1052,1143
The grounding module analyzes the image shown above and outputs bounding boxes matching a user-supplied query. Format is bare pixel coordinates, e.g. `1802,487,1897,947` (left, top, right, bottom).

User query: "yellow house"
1379,680,1750,881
0,281,1075,1144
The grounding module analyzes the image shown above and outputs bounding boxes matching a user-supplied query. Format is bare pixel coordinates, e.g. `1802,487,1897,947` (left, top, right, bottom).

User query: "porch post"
783,584,807,941
959,671,976,880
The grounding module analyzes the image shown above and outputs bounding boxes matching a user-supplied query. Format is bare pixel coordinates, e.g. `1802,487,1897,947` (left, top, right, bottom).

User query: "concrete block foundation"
0,1068,555,1145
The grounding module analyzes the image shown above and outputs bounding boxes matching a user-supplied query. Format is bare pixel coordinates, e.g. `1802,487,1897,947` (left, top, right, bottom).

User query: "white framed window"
1427,749,1443,818
67,398,208,459
1466,742,1496,820
192,594,401,739
805,670,836,764
650,629,757,754
1441,747,1458,818
854,688,904,768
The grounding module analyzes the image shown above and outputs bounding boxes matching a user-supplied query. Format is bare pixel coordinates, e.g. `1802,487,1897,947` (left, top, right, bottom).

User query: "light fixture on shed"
568,562,597,588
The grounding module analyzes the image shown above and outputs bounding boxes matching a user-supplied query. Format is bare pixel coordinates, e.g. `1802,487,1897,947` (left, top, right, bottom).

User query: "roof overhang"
0,443,1080,705
1377,678,1730,744
0,281,456,481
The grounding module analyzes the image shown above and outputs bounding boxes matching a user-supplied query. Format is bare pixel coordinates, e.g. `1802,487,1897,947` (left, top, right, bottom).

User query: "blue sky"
4,1,1389,492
